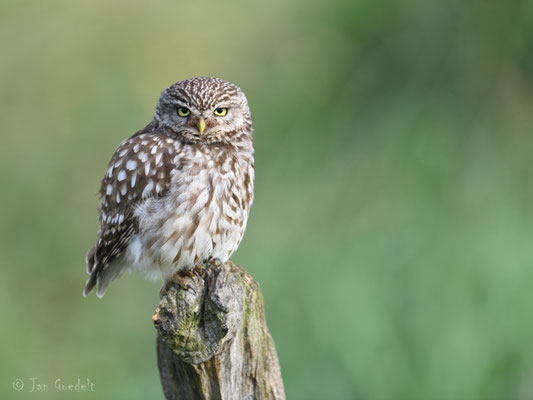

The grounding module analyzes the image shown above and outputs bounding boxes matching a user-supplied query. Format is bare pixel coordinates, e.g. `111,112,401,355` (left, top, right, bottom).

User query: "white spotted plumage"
84,77,254,298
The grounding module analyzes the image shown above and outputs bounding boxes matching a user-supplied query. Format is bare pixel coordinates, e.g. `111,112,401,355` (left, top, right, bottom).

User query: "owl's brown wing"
84,128,179,297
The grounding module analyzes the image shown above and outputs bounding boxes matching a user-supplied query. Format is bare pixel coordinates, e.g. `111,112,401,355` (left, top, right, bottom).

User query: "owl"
83,77,254,298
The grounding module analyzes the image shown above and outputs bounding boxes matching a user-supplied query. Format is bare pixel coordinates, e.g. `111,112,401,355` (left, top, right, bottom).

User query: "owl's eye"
214,108,228,116
177,107,191,117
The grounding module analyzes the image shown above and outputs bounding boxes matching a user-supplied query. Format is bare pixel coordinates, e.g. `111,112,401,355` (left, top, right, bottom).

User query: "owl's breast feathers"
84,127,254,297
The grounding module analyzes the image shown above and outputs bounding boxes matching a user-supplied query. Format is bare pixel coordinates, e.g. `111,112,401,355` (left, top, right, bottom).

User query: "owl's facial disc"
154,77,252,143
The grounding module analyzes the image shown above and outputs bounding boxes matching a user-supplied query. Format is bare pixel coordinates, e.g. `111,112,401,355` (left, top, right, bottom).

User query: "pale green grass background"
1,1,533,399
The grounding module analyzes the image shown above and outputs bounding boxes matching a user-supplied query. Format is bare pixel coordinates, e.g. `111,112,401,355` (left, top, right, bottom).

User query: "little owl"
83,77,254,298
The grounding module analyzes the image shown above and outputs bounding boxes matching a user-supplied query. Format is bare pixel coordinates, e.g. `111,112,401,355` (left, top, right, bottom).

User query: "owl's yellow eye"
177,107,191,117
214,107,228,116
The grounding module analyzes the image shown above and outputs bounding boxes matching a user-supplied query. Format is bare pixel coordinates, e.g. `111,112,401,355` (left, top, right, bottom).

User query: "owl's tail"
83,246,124,298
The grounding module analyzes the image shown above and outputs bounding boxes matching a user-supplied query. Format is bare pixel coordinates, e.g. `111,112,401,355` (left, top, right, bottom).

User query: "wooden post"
153,260,285,400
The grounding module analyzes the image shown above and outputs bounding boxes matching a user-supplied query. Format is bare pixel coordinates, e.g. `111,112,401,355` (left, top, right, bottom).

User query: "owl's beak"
196,118,206,135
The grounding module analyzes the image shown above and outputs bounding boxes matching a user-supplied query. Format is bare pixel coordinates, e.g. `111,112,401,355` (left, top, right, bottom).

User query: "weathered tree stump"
153,260,285,400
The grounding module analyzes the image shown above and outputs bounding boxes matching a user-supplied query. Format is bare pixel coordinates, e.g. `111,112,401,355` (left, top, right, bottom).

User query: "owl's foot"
159,262,217,298
192,263,208,280
207,258,223,268
160,270,198,297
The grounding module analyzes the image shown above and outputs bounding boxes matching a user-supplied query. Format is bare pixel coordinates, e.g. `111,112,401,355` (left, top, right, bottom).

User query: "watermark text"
12,377,95,393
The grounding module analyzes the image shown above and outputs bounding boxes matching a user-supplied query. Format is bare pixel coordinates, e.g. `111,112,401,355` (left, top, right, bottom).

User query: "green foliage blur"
1,0,533,399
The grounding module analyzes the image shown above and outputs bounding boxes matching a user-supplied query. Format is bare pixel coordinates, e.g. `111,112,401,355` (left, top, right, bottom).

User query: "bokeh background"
1,0,533,399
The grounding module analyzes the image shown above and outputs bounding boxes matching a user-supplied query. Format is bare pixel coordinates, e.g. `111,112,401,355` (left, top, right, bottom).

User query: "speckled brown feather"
84,127,179,295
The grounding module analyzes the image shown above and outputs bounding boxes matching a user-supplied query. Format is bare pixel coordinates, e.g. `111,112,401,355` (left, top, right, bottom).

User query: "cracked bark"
153,260,285,400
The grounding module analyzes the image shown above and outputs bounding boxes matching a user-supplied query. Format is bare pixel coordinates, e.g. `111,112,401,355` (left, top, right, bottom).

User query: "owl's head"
153,77,252,144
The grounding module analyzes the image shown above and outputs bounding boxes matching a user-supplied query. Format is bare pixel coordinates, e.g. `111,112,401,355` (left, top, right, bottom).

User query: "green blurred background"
1,0,533,399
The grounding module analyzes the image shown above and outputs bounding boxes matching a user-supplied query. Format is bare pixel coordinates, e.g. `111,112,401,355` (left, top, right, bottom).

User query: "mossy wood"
153,260,285,400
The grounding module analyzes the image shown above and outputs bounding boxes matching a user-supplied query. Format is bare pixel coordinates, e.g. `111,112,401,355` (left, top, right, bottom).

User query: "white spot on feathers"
126,159,137,170
117,170,127,181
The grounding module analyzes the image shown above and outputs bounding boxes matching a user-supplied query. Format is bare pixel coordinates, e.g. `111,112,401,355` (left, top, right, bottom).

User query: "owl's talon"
171,279,196,294
168,271,199,295
193,269,204,281
183,283,196,294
